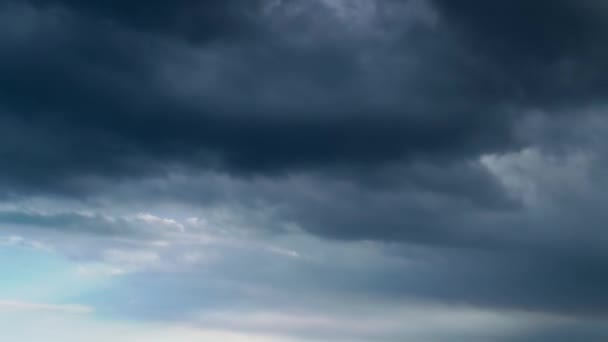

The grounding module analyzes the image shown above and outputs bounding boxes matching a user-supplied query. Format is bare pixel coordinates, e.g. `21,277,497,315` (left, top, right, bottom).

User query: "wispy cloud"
0,300,93,315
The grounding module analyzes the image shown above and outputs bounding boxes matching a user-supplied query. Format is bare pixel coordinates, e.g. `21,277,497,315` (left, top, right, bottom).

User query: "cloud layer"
2,1,608,341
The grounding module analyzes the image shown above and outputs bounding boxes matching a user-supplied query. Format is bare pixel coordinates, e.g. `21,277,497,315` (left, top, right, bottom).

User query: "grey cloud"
431,0,608,109
2,1,608,340
0,0,521,195
0,0,605,193
30,0,266,42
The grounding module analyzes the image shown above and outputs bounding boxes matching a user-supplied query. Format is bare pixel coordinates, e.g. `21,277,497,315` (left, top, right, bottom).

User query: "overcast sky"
2,1,608,341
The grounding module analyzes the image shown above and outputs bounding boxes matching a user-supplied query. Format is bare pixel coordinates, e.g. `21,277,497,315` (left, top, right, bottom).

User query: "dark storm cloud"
0,0,606,191
0,0,523,195
432,0,608,108
0,0,605,197
3,0,608,332
42,0,262,37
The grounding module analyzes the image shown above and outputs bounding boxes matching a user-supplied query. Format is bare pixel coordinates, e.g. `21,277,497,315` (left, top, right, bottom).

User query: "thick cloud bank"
2,1,608,341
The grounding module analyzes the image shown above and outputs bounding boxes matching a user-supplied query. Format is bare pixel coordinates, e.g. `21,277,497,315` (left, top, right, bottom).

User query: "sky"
1,0,608,341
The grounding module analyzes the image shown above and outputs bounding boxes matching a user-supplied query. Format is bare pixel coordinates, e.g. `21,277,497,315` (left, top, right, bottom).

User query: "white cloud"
194,303,572,341
0,235,53,252
481,147,593,207
0,300,93,315
133,213,185,232
0,310,315,342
